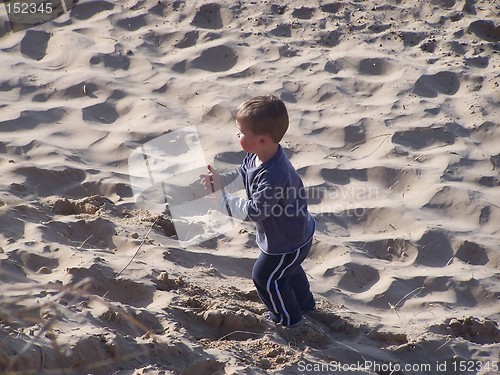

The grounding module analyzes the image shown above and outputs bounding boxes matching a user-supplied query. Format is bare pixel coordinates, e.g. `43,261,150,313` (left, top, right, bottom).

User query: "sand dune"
1,0,499,373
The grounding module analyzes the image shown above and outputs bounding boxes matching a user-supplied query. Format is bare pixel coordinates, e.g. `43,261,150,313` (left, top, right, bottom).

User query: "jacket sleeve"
218,171,282,222
219,168,244,194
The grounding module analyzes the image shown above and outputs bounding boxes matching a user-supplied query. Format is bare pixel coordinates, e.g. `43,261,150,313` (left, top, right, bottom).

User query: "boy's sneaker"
285,319,303,329
263,311,280,324
263,312,304,329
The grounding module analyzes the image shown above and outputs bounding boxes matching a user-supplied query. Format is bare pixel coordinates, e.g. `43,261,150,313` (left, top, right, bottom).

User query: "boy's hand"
200,165,222,193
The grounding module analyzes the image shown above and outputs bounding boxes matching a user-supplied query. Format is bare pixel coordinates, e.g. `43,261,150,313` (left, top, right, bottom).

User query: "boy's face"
236,120,261,153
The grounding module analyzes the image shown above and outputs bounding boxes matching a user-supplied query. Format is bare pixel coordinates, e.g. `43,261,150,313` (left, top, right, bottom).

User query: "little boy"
201,95,316,327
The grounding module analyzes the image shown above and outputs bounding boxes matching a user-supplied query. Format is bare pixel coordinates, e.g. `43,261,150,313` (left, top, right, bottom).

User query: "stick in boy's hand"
200,164,221,193
208,165,215,193
199,165,235,227
209,174,215,193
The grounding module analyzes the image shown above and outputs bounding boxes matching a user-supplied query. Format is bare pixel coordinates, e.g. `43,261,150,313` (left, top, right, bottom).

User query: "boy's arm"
219,168,243,194
200,166,243,194
218,173,281,222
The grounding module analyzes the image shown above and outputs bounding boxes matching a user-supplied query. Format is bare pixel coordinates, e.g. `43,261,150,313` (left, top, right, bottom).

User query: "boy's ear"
260,134,272,144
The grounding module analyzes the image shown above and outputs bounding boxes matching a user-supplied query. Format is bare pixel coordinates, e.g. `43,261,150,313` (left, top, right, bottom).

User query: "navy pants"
252,239,315,326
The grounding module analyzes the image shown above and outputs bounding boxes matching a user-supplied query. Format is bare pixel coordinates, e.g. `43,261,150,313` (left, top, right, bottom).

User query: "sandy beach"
1,0,499,374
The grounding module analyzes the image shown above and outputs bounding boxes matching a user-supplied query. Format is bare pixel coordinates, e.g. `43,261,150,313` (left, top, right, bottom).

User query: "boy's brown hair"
235,95,289,143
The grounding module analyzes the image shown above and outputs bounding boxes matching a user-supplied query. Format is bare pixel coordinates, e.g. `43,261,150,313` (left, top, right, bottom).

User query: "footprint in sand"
320,3,343,14
270,4,287,15
324,60,342,74
175,30,199,49
468,20,500,42
350,238,418,262
366,276,429,310
0,108,64,130
149,1,168,17
15,165,85,196
400,31,428,47
172,44,239,73
292,7,315,20
201,308,262,334
0,258,31,283
327,262,380,293
21,30,51,61
392,126,455,150
305,307,359,336
358,58,394,76
82,102,119,124
191,45,238,72
90,49,130,71
432,0,456,8
414,71,460,97
271,24,292,38
70,0,114,21
415,229,454,267
455,240,489,266
318,30,341,47
479,206,491,225
478,175,500,187
214,151,246,165
67,263,154,308
116,14,147,31
466,55,489,68
320,168,352,185
9,250,59,275
100,306,162,336
344,122,366,145
42,217,116,249
63,82,98,98
191,3,231,30
439,316,500,344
